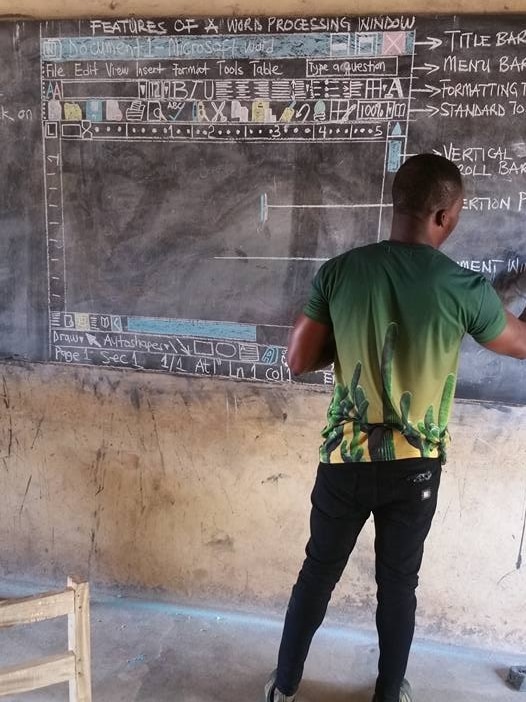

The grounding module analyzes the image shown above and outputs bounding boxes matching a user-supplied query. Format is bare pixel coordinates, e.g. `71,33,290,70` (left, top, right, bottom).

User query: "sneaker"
264,669,296,702
399,679,413,702
372,678,413,702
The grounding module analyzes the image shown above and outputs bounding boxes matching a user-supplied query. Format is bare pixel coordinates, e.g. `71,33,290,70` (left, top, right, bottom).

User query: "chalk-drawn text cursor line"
260,193,393,223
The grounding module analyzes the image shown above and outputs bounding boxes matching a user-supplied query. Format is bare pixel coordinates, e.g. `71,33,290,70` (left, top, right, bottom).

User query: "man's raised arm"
483,309,526,360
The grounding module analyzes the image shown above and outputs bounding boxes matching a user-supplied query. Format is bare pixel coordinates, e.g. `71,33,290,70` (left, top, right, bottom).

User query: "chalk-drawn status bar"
49,311,333,386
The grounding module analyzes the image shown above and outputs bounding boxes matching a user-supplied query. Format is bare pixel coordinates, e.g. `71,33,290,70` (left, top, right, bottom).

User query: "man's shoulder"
324,243,382,267
431,249,489,286
322,243,487,284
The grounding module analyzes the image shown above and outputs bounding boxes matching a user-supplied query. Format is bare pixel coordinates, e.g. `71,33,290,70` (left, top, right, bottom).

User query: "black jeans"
275,458,442,702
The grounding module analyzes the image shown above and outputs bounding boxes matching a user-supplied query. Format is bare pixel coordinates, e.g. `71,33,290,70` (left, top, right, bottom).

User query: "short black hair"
392,154,463,217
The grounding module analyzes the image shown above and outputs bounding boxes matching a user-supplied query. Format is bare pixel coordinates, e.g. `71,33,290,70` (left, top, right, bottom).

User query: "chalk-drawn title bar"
41,33,415,62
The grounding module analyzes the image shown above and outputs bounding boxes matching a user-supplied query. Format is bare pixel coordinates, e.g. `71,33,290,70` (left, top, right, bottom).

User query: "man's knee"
295,560,344,599
375,565,419,595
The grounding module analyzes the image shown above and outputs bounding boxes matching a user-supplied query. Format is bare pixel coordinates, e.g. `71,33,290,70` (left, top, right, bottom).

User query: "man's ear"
434,209,447,227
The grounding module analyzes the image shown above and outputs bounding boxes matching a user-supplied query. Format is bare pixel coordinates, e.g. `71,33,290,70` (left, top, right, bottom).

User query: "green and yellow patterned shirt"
304,241,507,463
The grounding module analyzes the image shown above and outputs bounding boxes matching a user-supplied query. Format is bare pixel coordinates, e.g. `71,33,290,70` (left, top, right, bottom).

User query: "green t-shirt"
304,241,507,463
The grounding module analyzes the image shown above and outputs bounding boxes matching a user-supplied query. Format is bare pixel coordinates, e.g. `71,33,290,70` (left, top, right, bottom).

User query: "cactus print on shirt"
303,241,506,463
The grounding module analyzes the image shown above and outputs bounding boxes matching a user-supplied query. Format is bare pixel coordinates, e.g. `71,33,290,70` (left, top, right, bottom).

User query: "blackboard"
0,15,525,403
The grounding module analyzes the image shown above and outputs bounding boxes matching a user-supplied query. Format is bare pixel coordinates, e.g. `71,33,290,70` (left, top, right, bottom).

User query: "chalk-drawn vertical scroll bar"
41,28,67,332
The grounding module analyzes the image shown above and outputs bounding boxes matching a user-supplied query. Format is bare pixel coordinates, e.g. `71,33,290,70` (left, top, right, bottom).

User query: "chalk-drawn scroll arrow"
410,84,442,98
174,338,191,356
414,37,443,50
413,63,440,75
86,333,101,348
409,105,440,118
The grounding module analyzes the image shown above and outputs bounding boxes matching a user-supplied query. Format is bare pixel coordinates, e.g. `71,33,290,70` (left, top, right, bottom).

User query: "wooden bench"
0,577,92,701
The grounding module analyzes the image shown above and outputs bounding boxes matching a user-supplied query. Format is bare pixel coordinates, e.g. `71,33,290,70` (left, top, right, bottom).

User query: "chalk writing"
38,16,526,390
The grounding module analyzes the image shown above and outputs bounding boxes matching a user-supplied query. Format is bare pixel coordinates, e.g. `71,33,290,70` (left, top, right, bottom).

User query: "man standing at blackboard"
264,154,526,702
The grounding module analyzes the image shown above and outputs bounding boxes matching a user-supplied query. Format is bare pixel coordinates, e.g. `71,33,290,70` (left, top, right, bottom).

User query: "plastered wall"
0,0,525,652
1,361,525,650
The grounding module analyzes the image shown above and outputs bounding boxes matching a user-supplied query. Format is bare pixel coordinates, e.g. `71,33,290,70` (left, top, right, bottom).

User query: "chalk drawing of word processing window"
41,23,414,384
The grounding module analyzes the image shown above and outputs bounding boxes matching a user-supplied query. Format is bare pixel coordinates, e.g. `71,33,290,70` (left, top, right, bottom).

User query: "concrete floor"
0,585,524,702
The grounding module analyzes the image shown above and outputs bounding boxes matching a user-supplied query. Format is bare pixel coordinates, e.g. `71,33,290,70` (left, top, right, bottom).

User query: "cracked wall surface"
1,361,525,651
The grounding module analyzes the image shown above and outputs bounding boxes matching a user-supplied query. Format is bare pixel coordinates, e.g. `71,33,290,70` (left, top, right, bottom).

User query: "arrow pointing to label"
86,332,102,348
413,63,440,74
409,105,440,118
411,84,442,98
414,37,443,50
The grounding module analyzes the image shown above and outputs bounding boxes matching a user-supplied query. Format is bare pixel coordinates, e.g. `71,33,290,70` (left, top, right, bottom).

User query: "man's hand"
493,270,526,307
287,313,335,376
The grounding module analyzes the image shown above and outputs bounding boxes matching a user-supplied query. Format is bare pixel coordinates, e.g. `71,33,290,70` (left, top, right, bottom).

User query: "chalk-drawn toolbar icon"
239,343,260,362
382,31,406,55
330,34,351,57
126,101,146,121
42,39,62,60
74,313,90,331
356,33,379,56
47,100,62,122
86,100,103,122
45,122,58,138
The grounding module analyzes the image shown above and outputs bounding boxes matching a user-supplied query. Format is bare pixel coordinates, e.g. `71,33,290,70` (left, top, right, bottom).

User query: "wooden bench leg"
67,577,92,702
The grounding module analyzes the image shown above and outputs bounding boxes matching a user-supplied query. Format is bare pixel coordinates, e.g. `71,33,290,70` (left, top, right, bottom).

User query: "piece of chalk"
507,666,526,691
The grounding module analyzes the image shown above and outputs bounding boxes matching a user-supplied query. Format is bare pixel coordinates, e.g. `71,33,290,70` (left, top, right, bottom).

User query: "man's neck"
389,212,438,248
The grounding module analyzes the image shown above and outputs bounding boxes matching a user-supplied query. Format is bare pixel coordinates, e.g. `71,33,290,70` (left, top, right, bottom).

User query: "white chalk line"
215,256,329,261
267,203,392,210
